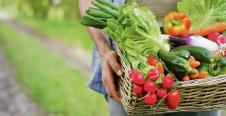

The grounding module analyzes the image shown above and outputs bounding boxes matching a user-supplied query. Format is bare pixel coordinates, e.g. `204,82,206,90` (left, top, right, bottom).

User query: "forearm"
78,0,112,57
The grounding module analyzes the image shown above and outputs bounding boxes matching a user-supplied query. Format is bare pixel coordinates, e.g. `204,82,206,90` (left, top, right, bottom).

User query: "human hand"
100,50,123,102
83,25,123,102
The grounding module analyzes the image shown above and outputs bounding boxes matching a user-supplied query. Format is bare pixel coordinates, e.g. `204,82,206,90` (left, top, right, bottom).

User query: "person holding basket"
79,0,222,116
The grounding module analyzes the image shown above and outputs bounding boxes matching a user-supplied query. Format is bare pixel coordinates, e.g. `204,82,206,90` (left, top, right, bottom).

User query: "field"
19,17,93,52
0,22,108,116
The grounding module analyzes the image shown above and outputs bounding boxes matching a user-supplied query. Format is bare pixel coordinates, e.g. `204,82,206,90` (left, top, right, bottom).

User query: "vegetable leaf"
177,0,226,31
103,2,170,71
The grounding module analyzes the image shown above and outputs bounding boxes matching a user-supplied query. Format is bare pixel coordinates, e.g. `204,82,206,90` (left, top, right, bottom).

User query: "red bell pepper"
163,12,191,36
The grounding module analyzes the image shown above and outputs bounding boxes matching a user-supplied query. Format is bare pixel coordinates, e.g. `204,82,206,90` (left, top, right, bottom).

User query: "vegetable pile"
177,0,226,36
81,0,226,110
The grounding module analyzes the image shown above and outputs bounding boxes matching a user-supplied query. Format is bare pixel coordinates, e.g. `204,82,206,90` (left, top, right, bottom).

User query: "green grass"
19,17,93,52
0,22,108,116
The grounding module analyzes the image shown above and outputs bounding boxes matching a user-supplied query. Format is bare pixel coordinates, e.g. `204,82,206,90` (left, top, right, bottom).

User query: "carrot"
182,76,190,81
189,73,198,79
190,22,226,36
188,69,199,79
156,62,164,74
189,60,200,69
189,56,196,61
197,72,207,79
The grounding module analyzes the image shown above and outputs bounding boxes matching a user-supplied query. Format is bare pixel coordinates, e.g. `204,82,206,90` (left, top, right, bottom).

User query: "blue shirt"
88,0,125,96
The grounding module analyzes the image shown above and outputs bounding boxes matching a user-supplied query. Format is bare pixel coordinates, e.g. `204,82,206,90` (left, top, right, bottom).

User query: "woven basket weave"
115,44,226,115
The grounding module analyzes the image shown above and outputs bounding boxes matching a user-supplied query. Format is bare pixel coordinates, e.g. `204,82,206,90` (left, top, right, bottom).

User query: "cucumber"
171,46,212,63
171,50,190,59
158,49,193,79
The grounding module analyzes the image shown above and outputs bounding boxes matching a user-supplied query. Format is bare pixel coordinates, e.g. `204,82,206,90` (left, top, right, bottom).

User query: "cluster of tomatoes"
129,56,180,109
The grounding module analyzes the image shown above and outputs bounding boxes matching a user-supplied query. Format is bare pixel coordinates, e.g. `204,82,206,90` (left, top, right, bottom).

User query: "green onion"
80,15,107,29
95,0,119,10
91,0,119,17
86,7,115,18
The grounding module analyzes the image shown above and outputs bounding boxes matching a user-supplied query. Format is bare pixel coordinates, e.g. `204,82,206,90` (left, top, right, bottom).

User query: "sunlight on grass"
20,17,93,52
0,22,108,116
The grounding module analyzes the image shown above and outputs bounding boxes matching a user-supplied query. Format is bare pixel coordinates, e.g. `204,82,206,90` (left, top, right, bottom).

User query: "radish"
147,56,158,66
133,84,144,96
131,73,145,85
218,35,226,44
166,90,180,109
129,69,140,79
161,75,174,89
144,81,157,93
208,32,221,43
144,93,157,105
148,69,160,81
157,88,167,99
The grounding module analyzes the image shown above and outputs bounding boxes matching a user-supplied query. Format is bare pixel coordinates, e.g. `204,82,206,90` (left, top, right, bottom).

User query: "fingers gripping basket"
115,44,226,115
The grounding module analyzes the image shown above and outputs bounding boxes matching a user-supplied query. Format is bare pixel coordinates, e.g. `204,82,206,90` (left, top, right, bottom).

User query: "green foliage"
0,22,108,116
20,17,93,52
104,2,169,72
0,0,80,19
0,0,10,6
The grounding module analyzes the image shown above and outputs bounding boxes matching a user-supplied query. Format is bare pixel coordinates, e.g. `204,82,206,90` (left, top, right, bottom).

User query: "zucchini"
158,49,193,79
171,45,212,63
171,50,190,59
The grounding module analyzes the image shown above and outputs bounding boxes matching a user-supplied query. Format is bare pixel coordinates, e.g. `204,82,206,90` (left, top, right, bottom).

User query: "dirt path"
0,11,91,116
6,20,91,77
0,11,92,78
0,47,46,116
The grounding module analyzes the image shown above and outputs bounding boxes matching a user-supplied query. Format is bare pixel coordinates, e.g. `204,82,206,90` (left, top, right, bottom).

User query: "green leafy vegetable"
208,56,226,76
103,2,170,71
177,0,226,31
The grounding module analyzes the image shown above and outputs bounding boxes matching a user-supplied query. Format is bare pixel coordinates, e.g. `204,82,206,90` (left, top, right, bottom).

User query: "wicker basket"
115,44,226,115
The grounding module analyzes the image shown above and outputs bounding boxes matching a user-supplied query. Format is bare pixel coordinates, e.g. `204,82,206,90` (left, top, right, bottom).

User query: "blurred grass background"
19,17,93,51
0,0,93,51
0,22,108,116
0,0,108,116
